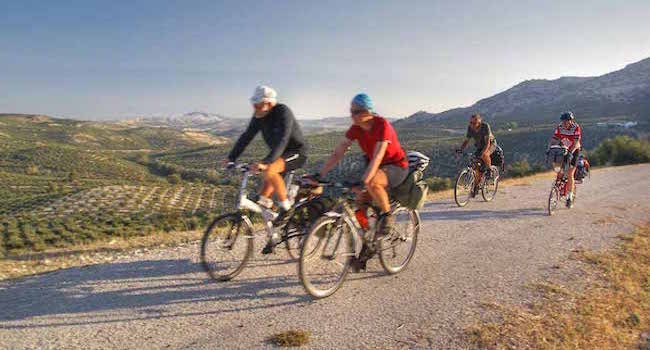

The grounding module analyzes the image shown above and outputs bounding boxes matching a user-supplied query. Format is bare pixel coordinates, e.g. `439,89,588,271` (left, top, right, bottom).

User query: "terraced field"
0,182,237,255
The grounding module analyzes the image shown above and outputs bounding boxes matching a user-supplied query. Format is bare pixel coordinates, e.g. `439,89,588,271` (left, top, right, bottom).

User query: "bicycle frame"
554,170,570,197
321,200,365,259
230,164,297,240
319,188,404,259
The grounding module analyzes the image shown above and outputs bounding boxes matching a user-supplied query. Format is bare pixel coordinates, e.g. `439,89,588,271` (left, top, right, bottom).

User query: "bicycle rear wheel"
454,168,474,207
201,213,253,281
378,207,419,274
298,216,354,299
547,186,559,216
481,166,500,202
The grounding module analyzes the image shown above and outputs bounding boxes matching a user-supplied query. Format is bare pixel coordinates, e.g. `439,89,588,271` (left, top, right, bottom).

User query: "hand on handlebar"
221,159,235,170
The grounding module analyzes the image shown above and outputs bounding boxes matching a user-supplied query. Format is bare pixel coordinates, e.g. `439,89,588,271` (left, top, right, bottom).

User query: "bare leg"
568,166,576,194
262,157,287,201
482,151,492,168
366,169,391,213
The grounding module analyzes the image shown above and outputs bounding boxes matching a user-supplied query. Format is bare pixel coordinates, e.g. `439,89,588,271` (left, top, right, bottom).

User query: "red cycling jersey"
553,122,582,150
345,116,408,168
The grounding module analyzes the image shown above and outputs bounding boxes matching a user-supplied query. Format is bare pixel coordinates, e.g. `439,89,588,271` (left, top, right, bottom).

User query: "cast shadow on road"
0,257,383,329
419,204,545,222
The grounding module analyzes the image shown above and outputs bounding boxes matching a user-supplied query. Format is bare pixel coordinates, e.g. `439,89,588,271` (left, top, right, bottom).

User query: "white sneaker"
278,199,293,211
257,196,273,209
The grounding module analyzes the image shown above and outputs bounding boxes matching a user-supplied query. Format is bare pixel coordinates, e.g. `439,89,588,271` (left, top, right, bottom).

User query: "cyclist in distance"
547,111,582,208
456,113,498,177
317,93,409,239
226,85,308,212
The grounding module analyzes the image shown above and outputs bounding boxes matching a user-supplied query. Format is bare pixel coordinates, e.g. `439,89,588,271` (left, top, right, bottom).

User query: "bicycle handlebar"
225,162,251,172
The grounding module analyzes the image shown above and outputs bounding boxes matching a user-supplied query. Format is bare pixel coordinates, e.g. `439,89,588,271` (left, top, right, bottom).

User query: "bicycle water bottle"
355,209,369,230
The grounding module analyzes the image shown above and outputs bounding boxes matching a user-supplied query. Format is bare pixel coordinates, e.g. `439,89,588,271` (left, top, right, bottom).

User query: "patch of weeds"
267,330,311,347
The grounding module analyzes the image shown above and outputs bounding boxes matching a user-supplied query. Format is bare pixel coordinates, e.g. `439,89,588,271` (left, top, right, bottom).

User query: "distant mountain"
397,57,650,128
120,113,397,138
118,111,249,137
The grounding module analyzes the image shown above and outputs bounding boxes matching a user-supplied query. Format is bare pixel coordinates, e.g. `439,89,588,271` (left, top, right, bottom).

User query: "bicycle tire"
454,168,474,207
378,207,419,274
298,216,354,299
200,213,253,281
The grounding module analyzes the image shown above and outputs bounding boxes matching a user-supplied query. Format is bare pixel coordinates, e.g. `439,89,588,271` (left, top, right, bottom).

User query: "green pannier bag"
391,169,428,210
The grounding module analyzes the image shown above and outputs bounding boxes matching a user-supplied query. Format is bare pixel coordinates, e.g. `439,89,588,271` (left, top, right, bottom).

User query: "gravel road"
1,164,649,349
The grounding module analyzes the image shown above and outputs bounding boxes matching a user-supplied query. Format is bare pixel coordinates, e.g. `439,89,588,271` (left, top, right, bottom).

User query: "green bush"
167,173,182,184
590,136,650,166
509,160,531,177
425,176,453,192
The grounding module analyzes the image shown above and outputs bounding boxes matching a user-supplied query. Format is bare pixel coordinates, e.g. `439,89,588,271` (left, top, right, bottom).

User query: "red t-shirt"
553,122,582,150
345,116,408,168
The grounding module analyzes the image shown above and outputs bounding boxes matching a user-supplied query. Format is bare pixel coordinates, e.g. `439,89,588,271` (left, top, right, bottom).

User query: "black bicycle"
454,153,500,207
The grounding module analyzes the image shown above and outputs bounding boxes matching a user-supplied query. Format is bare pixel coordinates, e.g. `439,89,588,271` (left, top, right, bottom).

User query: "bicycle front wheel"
200,213,253,281
378,207,419,274
547,186,559,216
481,166,500,202
454,168,474,207
298,216,354,299
283,201,321,260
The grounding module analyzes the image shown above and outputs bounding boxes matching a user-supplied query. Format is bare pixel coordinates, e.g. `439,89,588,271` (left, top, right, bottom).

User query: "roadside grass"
465,225,650,350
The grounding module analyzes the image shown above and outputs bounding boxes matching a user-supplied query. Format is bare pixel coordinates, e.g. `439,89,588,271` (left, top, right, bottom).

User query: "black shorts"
282,152,307,173
565,149,580,168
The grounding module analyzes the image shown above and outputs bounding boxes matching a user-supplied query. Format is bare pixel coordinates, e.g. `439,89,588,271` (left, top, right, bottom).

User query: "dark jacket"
228,104,307,164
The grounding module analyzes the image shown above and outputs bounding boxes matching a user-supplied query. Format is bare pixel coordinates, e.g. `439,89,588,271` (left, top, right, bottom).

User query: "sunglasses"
350,109,365,116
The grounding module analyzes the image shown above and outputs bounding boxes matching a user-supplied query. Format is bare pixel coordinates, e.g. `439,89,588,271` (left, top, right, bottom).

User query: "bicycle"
546,145,578,216
200,163,326,281
454,152,500,207
298,180,420,299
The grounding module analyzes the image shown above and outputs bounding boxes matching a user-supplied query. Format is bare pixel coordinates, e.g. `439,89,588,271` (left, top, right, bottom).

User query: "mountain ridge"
397,57,650,128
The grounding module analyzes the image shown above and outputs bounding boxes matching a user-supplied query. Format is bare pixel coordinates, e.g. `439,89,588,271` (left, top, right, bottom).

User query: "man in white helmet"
226,86,307,218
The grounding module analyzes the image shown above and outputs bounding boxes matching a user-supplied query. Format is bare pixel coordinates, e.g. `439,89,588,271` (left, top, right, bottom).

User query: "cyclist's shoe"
257,196,274,209
350,258,367,272
351,244,374,272
470,187,478,198
566,197,574,208
261,240,274,254
375,213,395,240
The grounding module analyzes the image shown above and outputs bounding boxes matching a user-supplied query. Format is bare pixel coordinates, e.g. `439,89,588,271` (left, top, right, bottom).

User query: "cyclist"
226,85,308,212
316,93,409,269
547,111,582,208
456,113,498,186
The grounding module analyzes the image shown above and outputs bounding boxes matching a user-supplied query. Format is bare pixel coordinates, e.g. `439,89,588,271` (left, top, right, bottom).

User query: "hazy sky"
1,0,649,120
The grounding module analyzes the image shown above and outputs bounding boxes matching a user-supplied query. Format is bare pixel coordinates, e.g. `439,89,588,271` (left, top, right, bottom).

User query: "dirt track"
1,164,648,349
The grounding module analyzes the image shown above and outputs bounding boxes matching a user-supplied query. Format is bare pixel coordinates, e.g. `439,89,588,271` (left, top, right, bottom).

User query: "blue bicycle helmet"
560,111,575,121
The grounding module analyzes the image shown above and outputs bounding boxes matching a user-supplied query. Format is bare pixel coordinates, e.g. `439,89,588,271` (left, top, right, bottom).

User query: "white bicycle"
200,163,326,281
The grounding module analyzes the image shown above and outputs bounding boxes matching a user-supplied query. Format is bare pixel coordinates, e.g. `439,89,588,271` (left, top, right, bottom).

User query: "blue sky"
1,0,649,120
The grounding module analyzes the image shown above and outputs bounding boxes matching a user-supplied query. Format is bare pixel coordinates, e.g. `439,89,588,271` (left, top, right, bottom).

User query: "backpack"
491,145,505,171
574,154,590,181
392,151,430,210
